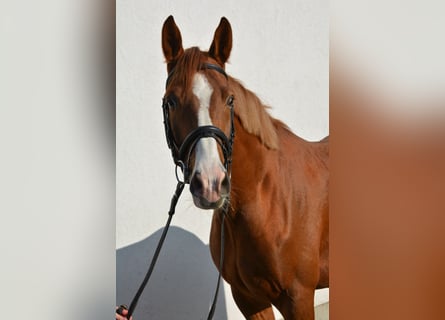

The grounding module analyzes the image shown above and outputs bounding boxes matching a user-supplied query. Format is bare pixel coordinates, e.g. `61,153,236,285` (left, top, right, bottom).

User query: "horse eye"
226,95,234,106
165,96,177,109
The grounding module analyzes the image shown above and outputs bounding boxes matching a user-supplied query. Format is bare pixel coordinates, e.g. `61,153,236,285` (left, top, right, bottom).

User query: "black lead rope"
124,181,184,319
117,62,232,320
207,204,226,320
119,181,227,320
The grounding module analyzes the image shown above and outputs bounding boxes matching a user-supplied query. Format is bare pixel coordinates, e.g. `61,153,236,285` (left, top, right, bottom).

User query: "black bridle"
118,63,234,320
162,63,235,183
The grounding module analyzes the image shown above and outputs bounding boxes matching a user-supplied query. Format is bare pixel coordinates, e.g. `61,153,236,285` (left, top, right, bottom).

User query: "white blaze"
191,73,224,176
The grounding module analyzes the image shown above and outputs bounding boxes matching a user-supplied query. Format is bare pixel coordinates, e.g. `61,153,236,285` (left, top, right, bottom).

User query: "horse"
161,16,329,320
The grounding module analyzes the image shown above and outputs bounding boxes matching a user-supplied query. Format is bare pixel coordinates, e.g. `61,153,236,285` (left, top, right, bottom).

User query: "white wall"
117,1,328,319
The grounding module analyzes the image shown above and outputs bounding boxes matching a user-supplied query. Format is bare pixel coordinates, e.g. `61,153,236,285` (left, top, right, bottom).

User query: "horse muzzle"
190,169,230,210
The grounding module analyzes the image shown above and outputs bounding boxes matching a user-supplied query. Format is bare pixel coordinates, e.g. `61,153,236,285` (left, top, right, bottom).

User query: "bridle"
118,63,235,320
162,63,235,184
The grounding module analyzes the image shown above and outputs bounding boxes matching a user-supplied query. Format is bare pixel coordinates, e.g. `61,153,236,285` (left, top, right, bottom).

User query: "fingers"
116,312,127,320
116,305,132,320
116,310,132,320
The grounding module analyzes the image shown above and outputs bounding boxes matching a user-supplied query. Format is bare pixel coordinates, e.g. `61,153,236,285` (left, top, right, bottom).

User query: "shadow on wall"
117,227,228,320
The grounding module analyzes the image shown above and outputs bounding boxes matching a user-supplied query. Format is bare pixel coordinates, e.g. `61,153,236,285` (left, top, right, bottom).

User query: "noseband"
162,63,235,183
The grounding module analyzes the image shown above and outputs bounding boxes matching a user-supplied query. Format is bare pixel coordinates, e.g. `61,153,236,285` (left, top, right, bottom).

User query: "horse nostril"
190,172,204,195
220,175,230,195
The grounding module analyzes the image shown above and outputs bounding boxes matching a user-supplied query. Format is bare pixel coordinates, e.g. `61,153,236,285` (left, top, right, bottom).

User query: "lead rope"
119,62,232,320
125,181,184,319
207,203,226,320
119,181,227,320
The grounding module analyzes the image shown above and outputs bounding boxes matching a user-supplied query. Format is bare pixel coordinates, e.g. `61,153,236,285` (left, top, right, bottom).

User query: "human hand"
116,305,132,320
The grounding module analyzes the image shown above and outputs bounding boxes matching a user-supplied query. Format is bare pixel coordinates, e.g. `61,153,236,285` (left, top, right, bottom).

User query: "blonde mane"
229,78,283,150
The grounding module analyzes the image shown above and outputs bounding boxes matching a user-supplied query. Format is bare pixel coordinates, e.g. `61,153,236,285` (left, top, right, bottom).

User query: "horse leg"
231,288,275,320
274,285,315,320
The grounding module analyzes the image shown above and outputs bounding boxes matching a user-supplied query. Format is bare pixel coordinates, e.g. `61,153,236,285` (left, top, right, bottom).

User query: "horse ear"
208,17,232,66
162,16,184,66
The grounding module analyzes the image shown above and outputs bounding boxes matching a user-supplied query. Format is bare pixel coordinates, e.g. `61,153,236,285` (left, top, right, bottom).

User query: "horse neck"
228,117,279,219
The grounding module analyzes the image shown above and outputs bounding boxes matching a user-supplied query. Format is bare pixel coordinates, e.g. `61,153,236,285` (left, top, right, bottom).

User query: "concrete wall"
117,1,328,318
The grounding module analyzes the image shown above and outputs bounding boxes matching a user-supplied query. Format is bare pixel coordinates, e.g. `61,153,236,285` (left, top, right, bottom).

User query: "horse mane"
170,47,282,149
229,78,283,150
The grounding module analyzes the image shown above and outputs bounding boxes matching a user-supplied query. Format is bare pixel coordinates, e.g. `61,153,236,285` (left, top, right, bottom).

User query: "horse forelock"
168,47,206,98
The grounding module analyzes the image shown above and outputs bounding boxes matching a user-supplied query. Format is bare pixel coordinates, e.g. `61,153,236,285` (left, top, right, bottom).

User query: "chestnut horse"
161,16,329,320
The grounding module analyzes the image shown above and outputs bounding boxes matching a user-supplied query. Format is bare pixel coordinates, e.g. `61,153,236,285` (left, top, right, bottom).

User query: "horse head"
161,16,234,210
